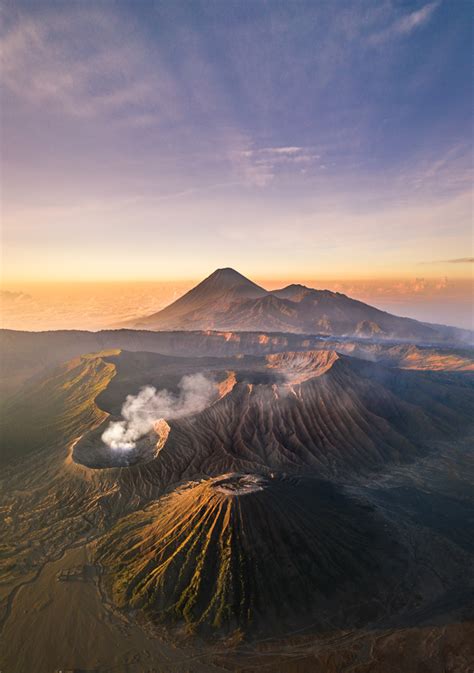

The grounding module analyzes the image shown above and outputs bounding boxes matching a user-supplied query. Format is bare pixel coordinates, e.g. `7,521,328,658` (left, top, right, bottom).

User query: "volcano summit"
96,473,406,638
121,268,471,343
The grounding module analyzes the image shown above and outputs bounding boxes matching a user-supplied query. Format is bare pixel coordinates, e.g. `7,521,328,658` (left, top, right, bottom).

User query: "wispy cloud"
370,1,440,44
233,145,321,186
421,258,474,265
1,0,471,284
239,146,316,160
259,147,303,156
0,8,179,123
395,1,440,35
391,143,472,203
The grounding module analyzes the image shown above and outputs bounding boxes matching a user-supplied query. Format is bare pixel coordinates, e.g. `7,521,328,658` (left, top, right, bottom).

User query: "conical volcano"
129,268,267,330
120,267,470,342
97,473,405,638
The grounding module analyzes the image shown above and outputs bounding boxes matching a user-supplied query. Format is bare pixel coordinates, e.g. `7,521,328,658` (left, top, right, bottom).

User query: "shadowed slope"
96,474,404,638
129,268,267,330
3,343,472,481
149,352,474,482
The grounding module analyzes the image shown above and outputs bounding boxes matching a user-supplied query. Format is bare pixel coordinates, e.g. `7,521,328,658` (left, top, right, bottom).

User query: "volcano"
120,268,470,343
120,349,473,483
2,339,474,671
96,473,404,638
128,268,267,331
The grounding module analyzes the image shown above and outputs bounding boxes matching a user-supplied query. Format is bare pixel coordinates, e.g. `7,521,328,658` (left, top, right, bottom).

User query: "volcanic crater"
96,473,407,638
72,418,171,469
210,472,268,495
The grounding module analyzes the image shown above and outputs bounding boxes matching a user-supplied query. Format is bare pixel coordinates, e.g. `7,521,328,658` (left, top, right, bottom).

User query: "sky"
0,1,472,295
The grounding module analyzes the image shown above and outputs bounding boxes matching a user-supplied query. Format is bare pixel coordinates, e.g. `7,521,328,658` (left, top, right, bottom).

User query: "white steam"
101,373,216,451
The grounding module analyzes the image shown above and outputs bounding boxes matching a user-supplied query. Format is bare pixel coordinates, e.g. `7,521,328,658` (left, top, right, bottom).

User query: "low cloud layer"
102,373,216,450
421,258,473,265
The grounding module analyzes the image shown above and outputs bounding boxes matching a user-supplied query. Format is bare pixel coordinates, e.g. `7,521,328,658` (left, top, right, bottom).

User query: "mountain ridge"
120,268,470,343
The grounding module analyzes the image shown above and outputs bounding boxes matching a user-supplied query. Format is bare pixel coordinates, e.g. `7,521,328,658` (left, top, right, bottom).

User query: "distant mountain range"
120,267,470,343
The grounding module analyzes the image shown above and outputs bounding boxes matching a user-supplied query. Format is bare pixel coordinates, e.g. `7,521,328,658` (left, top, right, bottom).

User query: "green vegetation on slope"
0,351,118,465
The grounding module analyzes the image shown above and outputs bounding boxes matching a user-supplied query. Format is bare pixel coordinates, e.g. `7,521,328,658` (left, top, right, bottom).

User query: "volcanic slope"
128,267,267,330
1,347,474,671
137,350,474,483
2,342,472,480
123,268,470,342
96,474,405,638
0,350,117,465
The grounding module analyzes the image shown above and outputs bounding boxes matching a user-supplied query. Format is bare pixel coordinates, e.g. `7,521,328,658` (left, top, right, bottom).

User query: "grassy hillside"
0,351,118,465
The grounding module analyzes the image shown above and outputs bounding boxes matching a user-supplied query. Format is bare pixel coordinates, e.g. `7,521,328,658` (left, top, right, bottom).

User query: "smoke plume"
102,373,216,450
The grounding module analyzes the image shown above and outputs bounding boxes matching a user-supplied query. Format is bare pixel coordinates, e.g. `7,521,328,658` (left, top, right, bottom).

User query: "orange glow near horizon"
1,261,472,285
1,275,472,332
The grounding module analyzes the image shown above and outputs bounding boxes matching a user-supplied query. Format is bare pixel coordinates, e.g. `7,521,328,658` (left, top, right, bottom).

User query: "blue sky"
1,0,472,281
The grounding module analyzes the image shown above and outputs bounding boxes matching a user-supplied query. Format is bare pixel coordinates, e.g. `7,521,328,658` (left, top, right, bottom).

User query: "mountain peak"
123,267,465,343
196,267,266,295
283,283,310,290
129,267,267,328
206,267,259,285
213,266,240,275
271,283,314,302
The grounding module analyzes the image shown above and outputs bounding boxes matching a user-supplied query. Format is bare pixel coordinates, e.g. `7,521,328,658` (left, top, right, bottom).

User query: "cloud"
395,2,440,35
370,1,440,44
391,143,472,204
260,147,303,156
0,290,32,302
422,257,474,264
0,8,179,122
101,374,216,450
240,146,316,160
233,145,320,187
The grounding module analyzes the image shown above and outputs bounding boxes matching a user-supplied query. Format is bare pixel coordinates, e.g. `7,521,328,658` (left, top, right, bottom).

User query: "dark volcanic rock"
96,473,406,638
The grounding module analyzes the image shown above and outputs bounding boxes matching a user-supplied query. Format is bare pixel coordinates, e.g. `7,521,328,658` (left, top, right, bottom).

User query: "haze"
1,277,473,331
